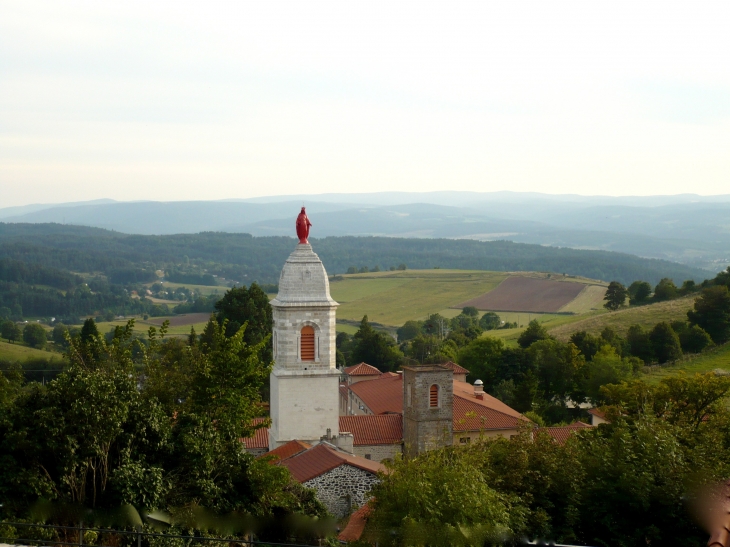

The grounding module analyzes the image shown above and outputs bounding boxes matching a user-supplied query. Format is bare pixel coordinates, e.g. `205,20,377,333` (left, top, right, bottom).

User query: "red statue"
296,207,312,244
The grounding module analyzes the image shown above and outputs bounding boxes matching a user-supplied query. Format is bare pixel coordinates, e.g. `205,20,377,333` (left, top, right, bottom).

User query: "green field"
330,270,509,326
643,342,730,383
0,340,64,362
548,296,696,340
146,281,226,297
94,317,211,337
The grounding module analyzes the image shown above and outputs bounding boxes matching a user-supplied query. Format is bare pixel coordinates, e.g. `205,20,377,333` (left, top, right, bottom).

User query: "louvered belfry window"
300,326,315,361
429,384,439,407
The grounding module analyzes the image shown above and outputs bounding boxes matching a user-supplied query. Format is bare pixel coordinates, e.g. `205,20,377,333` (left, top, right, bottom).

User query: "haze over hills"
2,192,729,272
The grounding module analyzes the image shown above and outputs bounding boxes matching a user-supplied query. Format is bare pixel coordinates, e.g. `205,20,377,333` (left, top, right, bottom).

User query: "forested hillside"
0,223,709,284
0,222,715,320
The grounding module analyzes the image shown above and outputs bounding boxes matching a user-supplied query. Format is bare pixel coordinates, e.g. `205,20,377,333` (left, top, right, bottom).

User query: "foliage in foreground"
0,318,326,532
364,373,730,547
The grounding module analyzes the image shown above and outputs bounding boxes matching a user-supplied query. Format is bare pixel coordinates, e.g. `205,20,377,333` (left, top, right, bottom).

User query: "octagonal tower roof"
271,243,338,308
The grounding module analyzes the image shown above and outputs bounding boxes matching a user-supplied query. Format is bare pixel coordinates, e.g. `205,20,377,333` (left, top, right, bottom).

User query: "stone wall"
304,464,380,518
353,443,402,463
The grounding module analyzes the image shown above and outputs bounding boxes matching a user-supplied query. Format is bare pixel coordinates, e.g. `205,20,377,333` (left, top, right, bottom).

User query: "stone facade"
353,443,402,462
303,464,381,518
269,243,341,449
403,365,454,458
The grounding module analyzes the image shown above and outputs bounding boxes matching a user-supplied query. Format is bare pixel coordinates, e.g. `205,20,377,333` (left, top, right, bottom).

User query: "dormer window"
429,384,439,408
300,326,315,361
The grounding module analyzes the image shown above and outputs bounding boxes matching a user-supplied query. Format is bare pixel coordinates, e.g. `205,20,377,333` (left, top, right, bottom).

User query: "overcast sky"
1,1,729,207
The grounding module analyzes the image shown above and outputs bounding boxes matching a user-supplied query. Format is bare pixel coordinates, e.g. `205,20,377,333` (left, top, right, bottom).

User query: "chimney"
474,379,484,400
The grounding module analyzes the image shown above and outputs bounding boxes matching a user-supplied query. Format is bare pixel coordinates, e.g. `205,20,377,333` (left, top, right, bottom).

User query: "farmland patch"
456,276,587,313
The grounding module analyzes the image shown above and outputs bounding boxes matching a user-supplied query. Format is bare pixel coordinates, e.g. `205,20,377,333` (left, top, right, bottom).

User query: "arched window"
300,326,315,361
429,384,439,408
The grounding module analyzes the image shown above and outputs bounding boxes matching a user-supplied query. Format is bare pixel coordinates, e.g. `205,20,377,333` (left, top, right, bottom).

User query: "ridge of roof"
348,373,404,415
261,439,311,462
539,421,593,444
340,414,403,446
441,361,470,374
452,380,525,419
453,396,525,432
344,362,382,376
279,443,385,483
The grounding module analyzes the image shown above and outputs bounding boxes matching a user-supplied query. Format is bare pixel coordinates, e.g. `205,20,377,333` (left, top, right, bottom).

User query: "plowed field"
456,276,586,313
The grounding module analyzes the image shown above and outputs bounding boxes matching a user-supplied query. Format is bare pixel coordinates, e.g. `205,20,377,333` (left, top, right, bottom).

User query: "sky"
1,1,730,207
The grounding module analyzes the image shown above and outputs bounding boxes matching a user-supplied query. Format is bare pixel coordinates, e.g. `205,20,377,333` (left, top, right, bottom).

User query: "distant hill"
0,222,712,286
2,192,729,271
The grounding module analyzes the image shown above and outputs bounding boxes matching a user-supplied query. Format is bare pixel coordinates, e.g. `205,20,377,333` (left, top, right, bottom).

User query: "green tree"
461,306,479,318
679,325,713,354
628,280,652,304
626,324,654,363
52,323,69,347
365,448,519,546
214,283,273,361
479,312,501,330
582,345,635,404
352,316,403,372
570,331,602,361
528,339,585,404
649,322,682,364
397,320,423,342
687,285,730,344
603,281,628,311
517,319,552,348
23,323,48,349
1,320,22,343
653,278,678,301
456,336,504,386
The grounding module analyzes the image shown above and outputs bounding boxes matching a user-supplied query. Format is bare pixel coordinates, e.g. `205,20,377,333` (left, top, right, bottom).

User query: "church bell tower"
268,209,341,449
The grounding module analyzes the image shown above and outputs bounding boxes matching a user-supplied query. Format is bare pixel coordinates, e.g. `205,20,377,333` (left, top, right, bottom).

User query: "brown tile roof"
339,383,349,399
452,380,524,419
345,362,382,376
453,396,525,432
340,415,403,446
337,502,371,543
261,439,311,462
279,443,385,483
441,361,470,375
349,373,404,415
349,376,528,433
539,421,592,444
242,417,269,450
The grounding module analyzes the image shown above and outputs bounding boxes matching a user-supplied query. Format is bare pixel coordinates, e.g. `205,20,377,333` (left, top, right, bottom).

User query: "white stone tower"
268,236,341,449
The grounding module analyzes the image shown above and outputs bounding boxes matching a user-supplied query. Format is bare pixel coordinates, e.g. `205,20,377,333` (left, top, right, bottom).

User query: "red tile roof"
279,443,385,483
539,421,592,444
452,380,524,419
441,361,470,375
349,376,528,433
261,439,311,462
339,383,349,399
340,415,403,446
349,374,404,415
242,418,269,449
337,502,371,542
345,362,382,376
453,396,525,432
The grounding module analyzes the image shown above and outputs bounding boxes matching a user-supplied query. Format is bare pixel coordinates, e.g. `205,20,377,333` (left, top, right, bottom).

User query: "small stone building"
273,441,384,518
